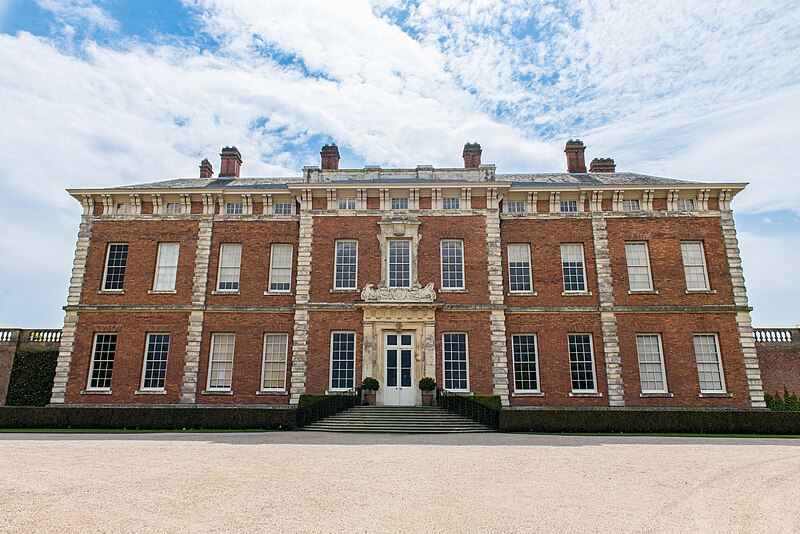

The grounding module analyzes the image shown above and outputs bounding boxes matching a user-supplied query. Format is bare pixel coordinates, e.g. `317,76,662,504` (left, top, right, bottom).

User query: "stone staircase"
303,406,495,433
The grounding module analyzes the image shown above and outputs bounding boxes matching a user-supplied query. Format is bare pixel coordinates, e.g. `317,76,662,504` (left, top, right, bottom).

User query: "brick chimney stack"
564,140,587,173
463,143,482,169
320,144,341,170
589,158,616,173
199,158,214,178
219,147,243,177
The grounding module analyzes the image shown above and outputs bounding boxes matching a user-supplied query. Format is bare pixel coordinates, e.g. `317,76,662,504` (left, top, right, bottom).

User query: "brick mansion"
50,141,765,409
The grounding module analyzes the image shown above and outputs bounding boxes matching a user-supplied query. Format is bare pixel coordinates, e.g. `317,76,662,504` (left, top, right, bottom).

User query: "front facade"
51,141,766,409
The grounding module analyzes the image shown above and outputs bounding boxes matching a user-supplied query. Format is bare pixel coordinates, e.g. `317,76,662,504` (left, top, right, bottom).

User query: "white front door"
384,332,415,406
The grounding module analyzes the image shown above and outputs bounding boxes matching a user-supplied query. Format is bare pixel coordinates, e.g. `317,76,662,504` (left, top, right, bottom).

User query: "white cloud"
35,0,118,32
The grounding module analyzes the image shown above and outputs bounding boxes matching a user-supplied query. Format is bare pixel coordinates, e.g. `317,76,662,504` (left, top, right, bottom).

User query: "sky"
0,0,798,328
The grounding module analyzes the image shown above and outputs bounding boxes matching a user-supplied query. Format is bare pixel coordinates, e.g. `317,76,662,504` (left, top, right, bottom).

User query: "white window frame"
442,332,470,392
507,200,525,214
694,333,726,393
87,333,117,391
140,332,170,391
116,202,131,215
440,239,465,290
334,240,358,290
103,243,128,291
507,243,533,294
165,202,182,215
625,241,654,292
268,244,293,293
216,243,242,292
387,239,411,288
226,202,243,215
622,199,641,212
677,198,696,211
512,334,540,393
568,333,597,393
338,197,356,210
559,200,578,213
442,197,460,210
560,243,587,293
207,333,235,391
636,333,668,393
329,331,356,391
274,202,293,215
681,241,711,291
260,333,289,392
391,197,409,210
153,242,180,292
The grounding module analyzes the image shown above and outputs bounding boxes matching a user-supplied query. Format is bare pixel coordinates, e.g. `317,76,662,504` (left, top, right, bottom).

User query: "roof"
97,171,700,192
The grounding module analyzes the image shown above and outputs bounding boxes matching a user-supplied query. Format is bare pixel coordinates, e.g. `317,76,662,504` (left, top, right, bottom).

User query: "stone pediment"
360,283,436,303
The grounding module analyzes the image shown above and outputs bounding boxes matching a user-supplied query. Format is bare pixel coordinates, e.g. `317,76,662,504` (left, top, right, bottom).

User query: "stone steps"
303,406,494,433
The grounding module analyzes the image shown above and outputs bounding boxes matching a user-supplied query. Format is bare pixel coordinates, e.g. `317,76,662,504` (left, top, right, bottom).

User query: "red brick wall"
83,220,198,306
505,314,607,406
436,311,493,395
206,221,298,307
606,217,734,307
306,311,363,394
501,218,598,307
616,313,749,407
196,312,294,404
758,340,800,396
309,216,381,303
65,312,189,404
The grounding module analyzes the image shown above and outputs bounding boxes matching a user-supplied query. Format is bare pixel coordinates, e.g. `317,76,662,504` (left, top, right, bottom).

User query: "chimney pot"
199,158,214,178
219,146,243,177
463,142,482,169
564,139,587,173
589,157,616,173
320,144,341,170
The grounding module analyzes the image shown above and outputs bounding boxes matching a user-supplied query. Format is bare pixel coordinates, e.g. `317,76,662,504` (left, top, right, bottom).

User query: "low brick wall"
0,329,62,405
755,328,800,397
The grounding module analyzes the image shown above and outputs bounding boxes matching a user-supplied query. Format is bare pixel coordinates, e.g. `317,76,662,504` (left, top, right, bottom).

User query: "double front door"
384,333,414,406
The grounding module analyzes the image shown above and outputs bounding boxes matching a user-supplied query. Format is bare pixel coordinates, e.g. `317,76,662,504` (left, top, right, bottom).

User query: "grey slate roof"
107,172,695,191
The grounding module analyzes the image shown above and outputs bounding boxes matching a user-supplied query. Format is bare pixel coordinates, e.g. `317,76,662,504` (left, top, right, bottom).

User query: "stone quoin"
49,140,766,409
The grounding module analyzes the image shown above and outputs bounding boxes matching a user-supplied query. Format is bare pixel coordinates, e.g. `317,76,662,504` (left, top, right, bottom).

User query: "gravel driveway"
1,432,798,533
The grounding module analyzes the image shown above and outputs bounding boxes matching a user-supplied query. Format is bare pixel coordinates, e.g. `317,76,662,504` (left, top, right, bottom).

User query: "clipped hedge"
0,406,296,430
5,350,58,406
500,408,800,435
298,394,331,408
470,395,502,411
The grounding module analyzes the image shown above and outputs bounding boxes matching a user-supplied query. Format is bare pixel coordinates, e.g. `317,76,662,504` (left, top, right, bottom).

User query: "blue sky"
0,0,799,328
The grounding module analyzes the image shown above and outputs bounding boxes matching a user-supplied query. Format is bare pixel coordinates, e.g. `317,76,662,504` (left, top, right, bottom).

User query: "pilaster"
51,202,93,404
485,212,510,406
591,214,625,406
180,217,213,403
289,212,314,404
719,210,765,407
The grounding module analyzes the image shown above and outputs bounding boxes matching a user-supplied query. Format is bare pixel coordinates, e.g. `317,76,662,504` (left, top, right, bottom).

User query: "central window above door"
388,240,411,288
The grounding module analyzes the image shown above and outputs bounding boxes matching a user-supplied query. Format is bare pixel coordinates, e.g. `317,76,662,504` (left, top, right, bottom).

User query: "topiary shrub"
5,350,58,406
362,377,380,391
418,377,436,391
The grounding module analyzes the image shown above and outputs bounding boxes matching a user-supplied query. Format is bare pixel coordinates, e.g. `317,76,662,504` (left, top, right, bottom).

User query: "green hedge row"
470,395,502,411
297,394,331,408
5,350,58,406
500,408,800,435
0,406,296,430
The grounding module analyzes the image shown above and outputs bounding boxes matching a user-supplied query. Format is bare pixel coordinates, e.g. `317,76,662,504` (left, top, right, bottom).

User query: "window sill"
201,390,233,395
81,389,112,395
508,291,538,297
330,289,359,293
640,392,674,398
135,389,167,395
686,289,716,294
562,291,592,296
148,290,177,295
628,290,659,295
568,391,602,397
256,390,288,396
264,291,293,296
442,390,473,395
325,389,357,395
212,290,240,295
96,290,124,295
439,288,469,293
699,392,732,398
512,392,544,397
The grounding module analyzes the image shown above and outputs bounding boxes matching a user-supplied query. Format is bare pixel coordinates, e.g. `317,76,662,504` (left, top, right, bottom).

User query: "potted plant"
419,377,437,406
362,377,380,405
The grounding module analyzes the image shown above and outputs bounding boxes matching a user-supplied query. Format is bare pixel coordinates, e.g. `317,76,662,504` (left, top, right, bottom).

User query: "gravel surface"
1,432,799,533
